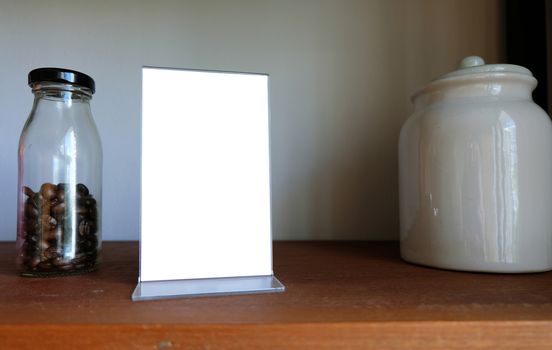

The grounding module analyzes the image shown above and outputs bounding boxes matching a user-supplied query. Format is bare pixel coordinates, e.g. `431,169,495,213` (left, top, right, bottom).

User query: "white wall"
0,0,501,240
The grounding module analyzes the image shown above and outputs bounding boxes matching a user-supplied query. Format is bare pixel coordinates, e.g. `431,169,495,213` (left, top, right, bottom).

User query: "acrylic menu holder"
132,67,285,301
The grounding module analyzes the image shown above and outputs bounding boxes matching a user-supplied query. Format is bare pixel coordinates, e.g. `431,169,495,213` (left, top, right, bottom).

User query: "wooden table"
1,241,552,349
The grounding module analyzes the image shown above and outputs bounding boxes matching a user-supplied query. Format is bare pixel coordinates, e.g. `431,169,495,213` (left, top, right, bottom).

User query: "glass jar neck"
31,82,93,103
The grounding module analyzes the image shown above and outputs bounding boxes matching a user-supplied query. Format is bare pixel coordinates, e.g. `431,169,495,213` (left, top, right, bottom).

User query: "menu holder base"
132,275,285,301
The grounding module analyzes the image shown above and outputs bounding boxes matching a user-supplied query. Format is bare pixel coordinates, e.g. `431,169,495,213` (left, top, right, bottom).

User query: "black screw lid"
28,68,95,94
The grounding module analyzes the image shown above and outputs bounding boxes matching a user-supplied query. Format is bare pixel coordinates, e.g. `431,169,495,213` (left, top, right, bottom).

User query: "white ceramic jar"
399,56,552,273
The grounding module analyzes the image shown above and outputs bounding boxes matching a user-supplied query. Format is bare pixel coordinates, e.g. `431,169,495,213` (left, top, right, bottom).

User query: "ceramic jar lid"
437,56,533,80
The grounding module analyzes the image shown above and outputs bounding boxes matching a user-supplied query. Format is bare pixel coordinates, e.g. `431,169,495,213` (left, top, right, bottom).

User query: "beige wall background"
0,0,501,240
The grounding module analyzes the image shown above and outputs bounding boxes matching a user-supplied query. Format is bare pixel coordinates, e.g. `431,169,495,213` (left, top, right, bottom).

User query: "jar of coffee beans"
16,68,102,276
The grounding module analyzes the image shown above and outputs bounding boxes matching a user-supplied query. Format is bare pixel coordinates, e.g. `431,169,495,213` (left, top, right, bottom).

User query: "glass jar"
16,68,102,276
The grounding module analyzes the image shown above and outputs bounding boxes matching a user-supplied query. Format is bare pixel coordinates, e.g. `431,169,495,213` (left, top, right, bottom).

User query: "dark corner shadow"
274,240,402,264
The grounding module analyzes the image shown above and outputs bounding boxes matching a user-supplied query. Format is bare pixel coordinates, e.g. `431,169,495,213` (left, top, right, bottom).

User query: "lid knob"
459,56,485,69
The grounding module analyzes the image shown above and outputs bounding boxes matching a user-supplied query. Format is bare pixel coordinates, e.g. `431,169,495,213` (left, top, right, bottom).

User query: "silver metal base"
132,275,285,301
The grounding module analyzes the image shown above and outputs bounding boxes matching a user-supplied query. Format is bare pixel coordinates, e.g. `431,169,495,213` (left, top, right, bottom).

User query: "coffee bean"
71,254,87,265
77,202,88,214
22,220,38,234
29,256,41,268
39,240,50,251
79,240,94,250
25,197,38,209
40,183,57,201
32,192,43,207
89,206,98,221
89,220,98,234
40,215,57,229
24,201,39,219
44,246,59,259
51,202,66,218
88,234,98,245
77,183,89,197
79,220,91,236
27,233,38,244
25,243,39,257
23,186,35,197
83,197,96,208
57,188,65,202
44,228,57,242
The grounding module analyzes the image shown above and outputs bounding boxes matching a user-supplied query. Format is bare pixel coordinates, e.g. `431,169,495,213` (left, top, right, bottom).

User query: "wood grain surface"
1,241,552,349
